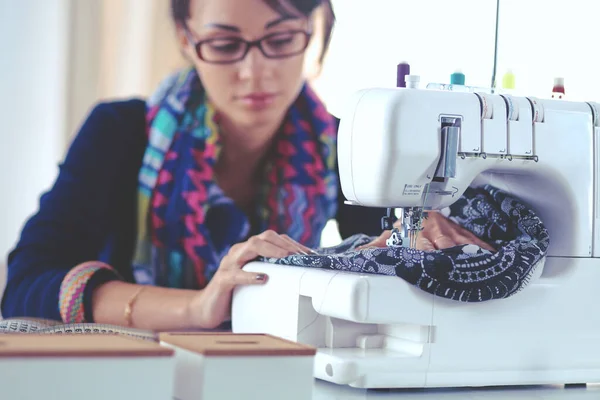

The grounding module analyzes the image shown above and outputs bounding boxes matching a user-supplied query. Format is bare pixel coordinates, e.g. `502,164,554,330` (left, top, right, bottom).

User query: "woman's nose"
237,47,273,81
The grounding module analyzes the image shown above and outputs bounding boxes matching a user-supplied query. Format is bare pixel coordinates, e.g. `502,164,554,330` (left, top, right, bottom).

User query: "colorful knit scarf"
131,68,338,289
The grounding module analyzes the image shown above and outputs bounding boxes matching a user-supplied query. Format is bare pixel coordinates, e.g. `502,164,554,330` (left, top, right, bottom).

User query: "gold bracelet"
124,286,146,327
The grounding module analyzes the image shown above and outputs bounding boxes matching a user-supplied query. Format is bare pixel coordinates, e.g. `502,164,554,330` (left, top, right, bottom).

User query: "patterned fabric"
262,185,550,302
59,262,120,323
132,67,338,289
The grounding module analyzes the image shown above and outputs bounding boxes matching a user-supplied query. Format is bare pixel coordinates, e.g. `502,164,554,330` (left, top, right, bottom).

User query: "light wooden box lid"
159,333,316,357
0,334,173,358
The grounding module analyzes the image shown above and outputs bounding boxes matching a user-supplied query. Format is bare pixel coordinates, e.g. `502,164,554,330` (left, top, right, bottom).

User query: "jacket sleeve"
1,100,145,322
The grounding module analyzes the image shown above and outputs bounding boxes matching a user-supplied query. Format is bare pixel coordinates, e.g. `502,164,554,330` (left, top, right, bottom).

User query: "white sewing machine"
232,87,600,389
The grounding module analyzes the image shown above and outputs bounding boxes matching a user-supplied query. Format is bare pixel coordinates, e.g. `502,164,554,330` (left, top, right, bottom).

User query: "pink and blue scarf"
132,68,338,289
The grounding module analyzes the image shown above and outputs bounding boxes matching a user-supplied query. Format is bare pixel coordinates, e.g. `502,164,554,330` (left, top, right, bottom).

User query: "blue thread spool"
450,70,465,86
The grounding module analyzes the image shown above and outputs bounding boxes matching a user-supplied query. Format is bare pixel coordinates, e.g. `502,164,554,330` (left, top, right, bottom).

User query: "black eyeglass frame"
184,27,313,65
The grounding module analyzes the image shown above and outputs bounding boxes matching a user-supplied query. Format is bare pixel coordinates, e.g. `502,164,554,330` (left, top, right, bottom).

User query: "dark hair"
171,0,335,64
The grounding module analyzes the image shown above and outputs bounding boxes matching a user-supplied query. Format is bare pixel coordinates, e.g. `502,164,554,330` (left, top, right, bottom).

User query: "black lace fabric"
260,185,550,302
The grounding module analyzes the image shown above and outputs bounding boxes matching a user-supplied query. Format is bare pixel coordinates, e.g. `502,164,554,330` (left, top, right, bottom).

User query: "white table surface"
312,381,600,399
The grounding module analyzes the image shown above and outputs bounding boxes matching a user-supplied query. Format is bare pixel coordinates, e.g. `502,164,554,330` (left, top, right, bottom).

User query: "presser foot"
384,207,424,248
385,227,404,247
385,227,421,248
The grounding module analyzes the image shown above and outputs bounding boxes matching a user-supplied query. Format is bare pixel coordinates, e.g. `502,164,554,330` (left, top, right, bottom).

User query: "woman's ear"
303,6,325,81
175,24,193,61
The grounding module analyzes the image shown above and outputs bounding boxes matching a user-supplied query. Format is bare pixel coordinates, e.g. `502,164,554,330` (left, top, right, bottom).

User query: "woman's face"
182,0,311,131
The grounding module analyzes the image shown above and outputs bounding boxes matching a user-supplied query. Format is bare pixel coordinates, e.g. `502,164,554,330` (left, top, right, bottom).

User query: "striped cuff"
59,262,121,323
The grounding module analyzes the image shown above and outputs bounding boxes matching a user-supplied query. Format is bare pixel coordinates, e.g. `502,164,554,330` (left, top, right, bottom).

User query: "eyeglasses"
185,29,312,64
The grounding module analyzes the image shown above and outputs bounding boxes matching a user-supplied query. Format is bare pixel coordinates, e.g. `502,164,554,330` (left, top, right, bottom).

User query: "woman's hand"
186,230,314,329
358,211,495,252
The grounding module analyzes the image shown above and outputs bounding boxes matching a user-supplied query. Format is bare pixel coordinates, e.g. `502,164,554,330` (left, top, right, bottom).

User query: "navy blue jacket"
1,99,388,321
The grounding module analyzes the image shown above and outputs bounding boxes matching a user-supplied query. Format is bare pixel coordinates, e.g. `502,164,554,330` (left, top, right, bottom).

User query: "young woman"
1,0,491,331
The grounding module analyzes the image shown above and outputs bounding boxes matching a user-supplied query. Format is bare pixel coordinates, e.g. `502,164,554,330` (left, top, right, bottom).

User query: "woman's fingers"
416,236,436,251
431,235,457,249
421,212,496,252
259,230,307,255
468,236,496,252
454,227,497,252
258,231,320,256
225,230,319,274
229,270,269,286
356,230,391,251
280,234,317,255
210,268,269,295
228,236,292,267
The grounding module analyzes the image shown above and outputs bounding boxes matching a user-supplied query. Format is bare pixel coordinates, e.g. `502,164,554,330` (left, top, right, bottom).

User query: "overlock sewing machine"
232,87,600,389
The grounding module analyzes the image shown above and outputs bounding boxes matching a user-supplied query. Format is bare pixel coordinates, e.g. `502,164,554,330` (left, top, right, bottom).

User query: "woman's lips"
239,93,278,110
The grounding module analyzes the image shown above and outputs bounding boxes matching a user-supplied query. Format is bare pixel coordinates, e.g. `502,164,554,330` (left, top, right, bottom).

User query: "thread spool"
501,95,519,121
397,62,410,88
450,70,466,86
475,92,494,119
551,77,565,99
528,97,545,123
405,75,420,89
502,70,516,90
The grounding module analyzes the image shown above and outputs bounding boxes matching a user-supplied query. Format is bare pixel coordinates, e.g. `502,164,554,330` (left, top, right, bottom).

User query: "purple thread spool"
397,62,410,88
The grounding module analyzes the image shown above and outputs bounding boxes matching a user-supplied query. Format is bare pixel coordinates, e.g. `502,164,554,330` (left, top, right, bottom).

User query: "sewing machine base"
232,258,600,389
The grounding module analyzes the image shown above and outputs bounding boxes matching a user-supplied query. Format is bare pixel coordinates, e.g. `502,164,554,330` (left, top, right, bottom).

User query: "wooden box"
0,334,174,400
160,332,316,400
